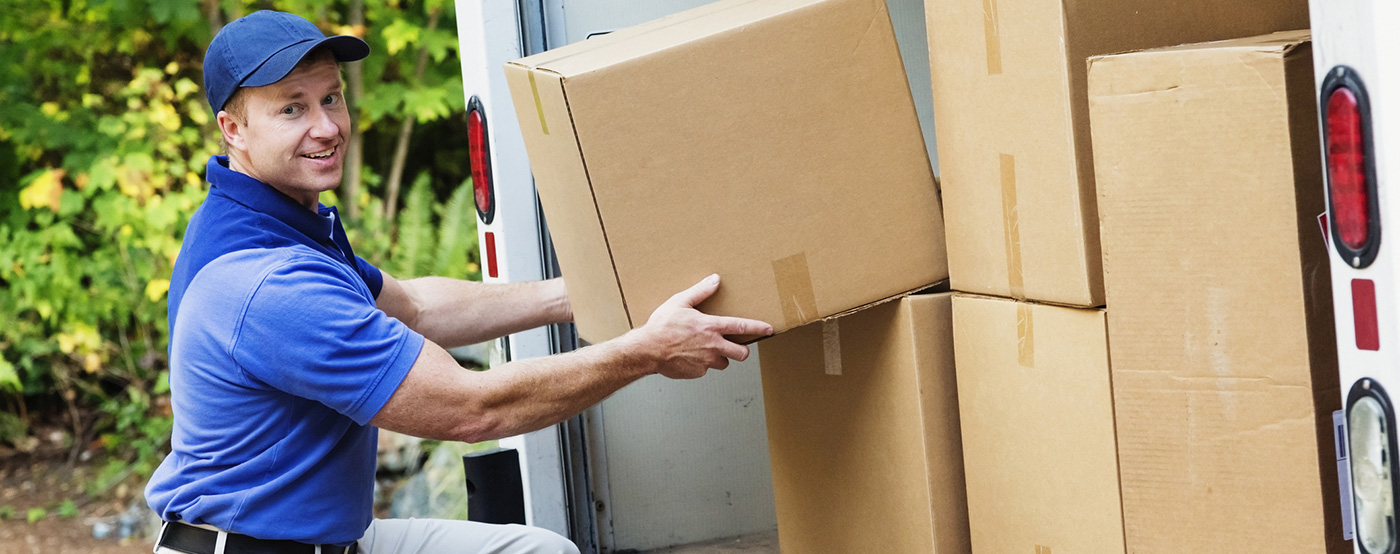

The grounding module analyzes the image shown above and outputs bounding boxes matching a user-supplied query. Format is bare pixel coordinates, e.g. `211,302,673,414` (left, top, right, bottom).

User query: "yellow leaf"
19,169,64,211
119,224,133,237
73,172,89,190
156,102,181,132
57,334,77,354
82,353,101,374
145,279,171,302
40,102,60,116
164,61,179,75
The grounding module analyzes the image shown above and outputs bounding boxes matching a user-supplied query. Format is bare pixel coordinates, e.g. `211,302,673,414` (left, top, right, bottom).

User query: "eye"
281,104,300,116
322,93,341,106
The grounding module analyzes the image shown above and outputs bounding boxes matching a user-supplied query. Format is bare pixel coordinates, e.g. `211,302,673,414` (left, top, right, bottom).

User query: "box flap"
513,0,826,78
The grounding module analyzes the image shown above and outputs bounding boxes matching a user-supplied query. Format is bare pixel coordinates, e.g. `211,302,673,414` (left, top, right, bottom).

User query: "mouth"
302,147,336,160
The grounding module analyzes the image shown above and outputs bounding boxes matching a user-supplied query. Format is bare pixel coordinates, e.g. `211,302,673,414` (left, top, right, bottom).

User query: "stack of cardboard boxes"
505,0,1352,551
929,0,1348,548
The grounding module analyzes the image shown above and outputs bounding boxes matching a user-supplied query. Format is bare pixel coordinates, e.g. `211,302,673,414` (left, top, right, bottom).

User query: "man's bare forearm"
370,331,658,442
392,277,571,348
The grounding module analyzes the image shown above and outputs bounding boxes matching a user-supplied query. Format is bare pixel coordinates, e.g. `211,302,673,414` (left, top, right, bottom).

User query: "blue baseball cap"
203,10,369,114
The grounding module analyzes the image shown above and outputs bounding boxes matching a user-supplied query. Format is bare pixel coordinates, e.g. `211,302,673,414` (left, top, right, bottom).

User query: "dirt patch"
0,450,153,554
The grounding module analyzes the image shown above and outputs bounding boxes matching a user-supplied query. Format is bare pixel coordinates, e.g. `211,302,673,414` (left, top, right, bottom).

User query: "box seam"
556,74,634,330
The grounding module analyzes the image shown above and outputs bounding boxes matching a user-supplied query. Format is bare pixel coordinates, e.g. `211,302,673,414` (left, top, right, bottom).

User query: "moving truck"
450,0,939,552
1311,0,1399,553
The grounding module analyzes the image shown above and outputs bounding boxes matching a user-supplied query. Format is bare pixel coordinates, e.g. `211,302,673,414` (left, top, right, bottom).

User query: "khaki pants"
357,519,579,554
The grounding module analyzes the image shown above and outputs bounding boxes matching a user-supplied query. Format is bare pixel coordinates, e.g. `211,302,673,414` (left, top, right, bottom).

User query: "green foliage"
57,499,78,519
26,507,46,524
0,505,13,520
0,412,26,447
0,0,482,494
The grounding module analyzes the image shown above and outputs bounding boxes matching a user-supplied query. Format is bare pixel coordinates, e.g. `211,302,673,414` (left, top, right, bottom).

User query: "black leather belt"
157,521,358,554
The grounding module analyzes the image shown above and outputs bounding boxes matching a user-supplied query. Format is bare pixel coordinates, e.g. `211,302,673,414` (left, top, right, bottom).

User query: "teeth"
304,148,334,159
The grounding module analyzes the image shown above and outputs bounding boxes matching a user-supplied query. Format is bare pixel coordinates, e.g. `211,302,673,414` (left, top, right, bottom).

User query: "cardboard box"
951,294,1123,554
1088,31,1346,553
506,0,947,344
924,0,1308,307
759,293,968,554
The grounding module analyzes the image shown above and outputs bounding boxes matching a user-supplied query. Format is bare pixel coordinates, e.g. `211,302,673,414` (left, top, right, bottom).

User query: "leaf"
0,357,19,393
431,181,475,279
56,500,78,519
18,168,64,211
389,174,437,278
145,278,170,302
381,19,420,56
26,507,45,524
154,370,170,396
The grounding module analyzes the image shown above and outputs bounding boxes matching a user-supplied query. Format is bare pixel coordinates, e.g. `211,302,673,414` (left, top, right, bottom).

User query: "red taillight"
1329,87,1369,250
467,96,495,224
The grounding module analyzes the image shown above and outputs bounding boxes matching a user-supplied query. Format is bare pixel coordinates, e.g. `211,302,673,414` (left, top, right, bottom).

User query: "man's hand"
624,274,774,379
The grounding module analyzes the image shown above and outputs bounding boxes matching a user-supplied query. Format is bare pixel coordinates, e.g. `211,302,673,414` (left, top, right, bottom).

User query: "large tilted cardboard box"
505,0,947,344
952,294,1123,554
1088,31,1346,553
924,0,1308,307
759,293,969,554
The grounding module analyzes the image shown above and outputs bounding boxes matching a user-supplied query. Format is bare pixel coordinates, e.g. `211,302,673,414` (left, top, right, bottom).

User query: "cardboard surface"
506,0,947,344
1089,31,1346,553
951,294,1124,554
924,0,1308,307
759,293,968,554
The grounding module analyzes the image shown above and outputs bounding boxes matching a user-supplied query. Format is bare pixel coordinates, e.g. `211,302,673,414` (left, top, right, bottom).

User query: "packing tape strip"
822,320,842,376
1001,153,1025,299
773,252,819,330
528,71,550,135
1035,546,1053,554
982,0,1003,75
1017,303,1035,368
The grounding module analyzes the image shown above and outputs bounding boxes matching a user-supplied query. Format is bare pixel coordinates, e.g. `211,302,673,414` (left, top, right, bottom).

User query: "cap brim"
241,35,369,89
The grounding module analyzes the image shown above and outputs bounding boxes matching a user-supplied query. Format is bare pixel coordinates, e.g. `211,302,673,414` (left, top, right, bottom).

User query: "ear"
217,110,248,153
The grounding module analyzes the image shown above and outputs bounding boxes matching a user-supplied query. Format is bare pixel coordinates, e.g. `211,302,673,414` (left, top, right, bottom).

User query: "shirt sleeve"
230,254,424,425
355,255,384,299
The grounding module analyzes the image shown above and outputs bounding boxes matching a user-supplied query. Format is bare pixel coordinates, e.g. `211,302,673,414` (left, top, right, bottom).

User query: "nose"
309,105,340,140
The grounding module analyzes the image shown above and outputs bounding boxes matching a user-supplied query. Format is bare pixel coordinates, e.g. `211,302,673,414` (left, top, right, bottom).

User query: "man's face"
219,57,348,209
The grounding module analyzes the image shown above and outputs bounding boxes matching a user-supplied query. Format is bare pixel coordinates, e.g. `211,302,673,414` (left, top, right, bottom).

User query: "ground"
0,448,778,554
0,450,152,554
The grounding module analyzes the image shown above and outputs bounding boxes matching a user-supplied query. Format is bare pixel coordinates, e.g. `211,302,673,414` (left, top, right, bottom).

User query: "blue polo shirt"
145,156,425,545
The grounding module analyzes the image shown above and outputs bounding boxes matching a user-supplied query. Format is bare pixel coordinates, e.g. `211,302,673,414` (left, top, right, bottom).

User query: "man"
145,10,772,554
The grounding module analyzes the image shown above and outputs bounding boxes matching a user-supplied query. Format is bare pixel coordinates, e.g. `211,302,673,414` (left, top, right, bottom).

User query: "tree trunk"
342,0,366,219
204,0,224,34
382,7,441,223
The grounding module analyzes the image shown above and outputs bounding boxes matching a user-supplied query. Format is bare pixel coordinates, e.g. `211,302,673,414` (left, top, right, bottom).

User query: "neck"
226,152,319,212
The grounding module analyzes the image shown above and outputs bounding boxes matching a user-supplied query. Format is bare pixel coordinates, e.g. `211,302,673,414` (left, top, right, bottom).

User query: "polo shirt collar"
206,155,357,264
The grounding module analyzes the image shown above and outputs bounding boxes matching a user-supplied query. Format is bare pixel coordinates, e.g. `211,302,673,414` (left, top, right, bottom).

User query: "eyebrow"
270,81,344,103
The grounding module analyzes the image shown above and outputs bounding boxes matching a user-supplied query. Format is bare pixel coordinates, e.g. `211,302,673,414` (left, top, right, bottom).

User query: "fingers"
715,340,750,362
665,274,720,309
709,315,774,338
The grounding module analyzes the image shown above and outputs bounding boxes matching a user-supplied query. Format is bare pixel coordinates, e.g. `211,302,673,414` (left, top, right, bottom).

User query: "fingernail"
707,273,719,284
